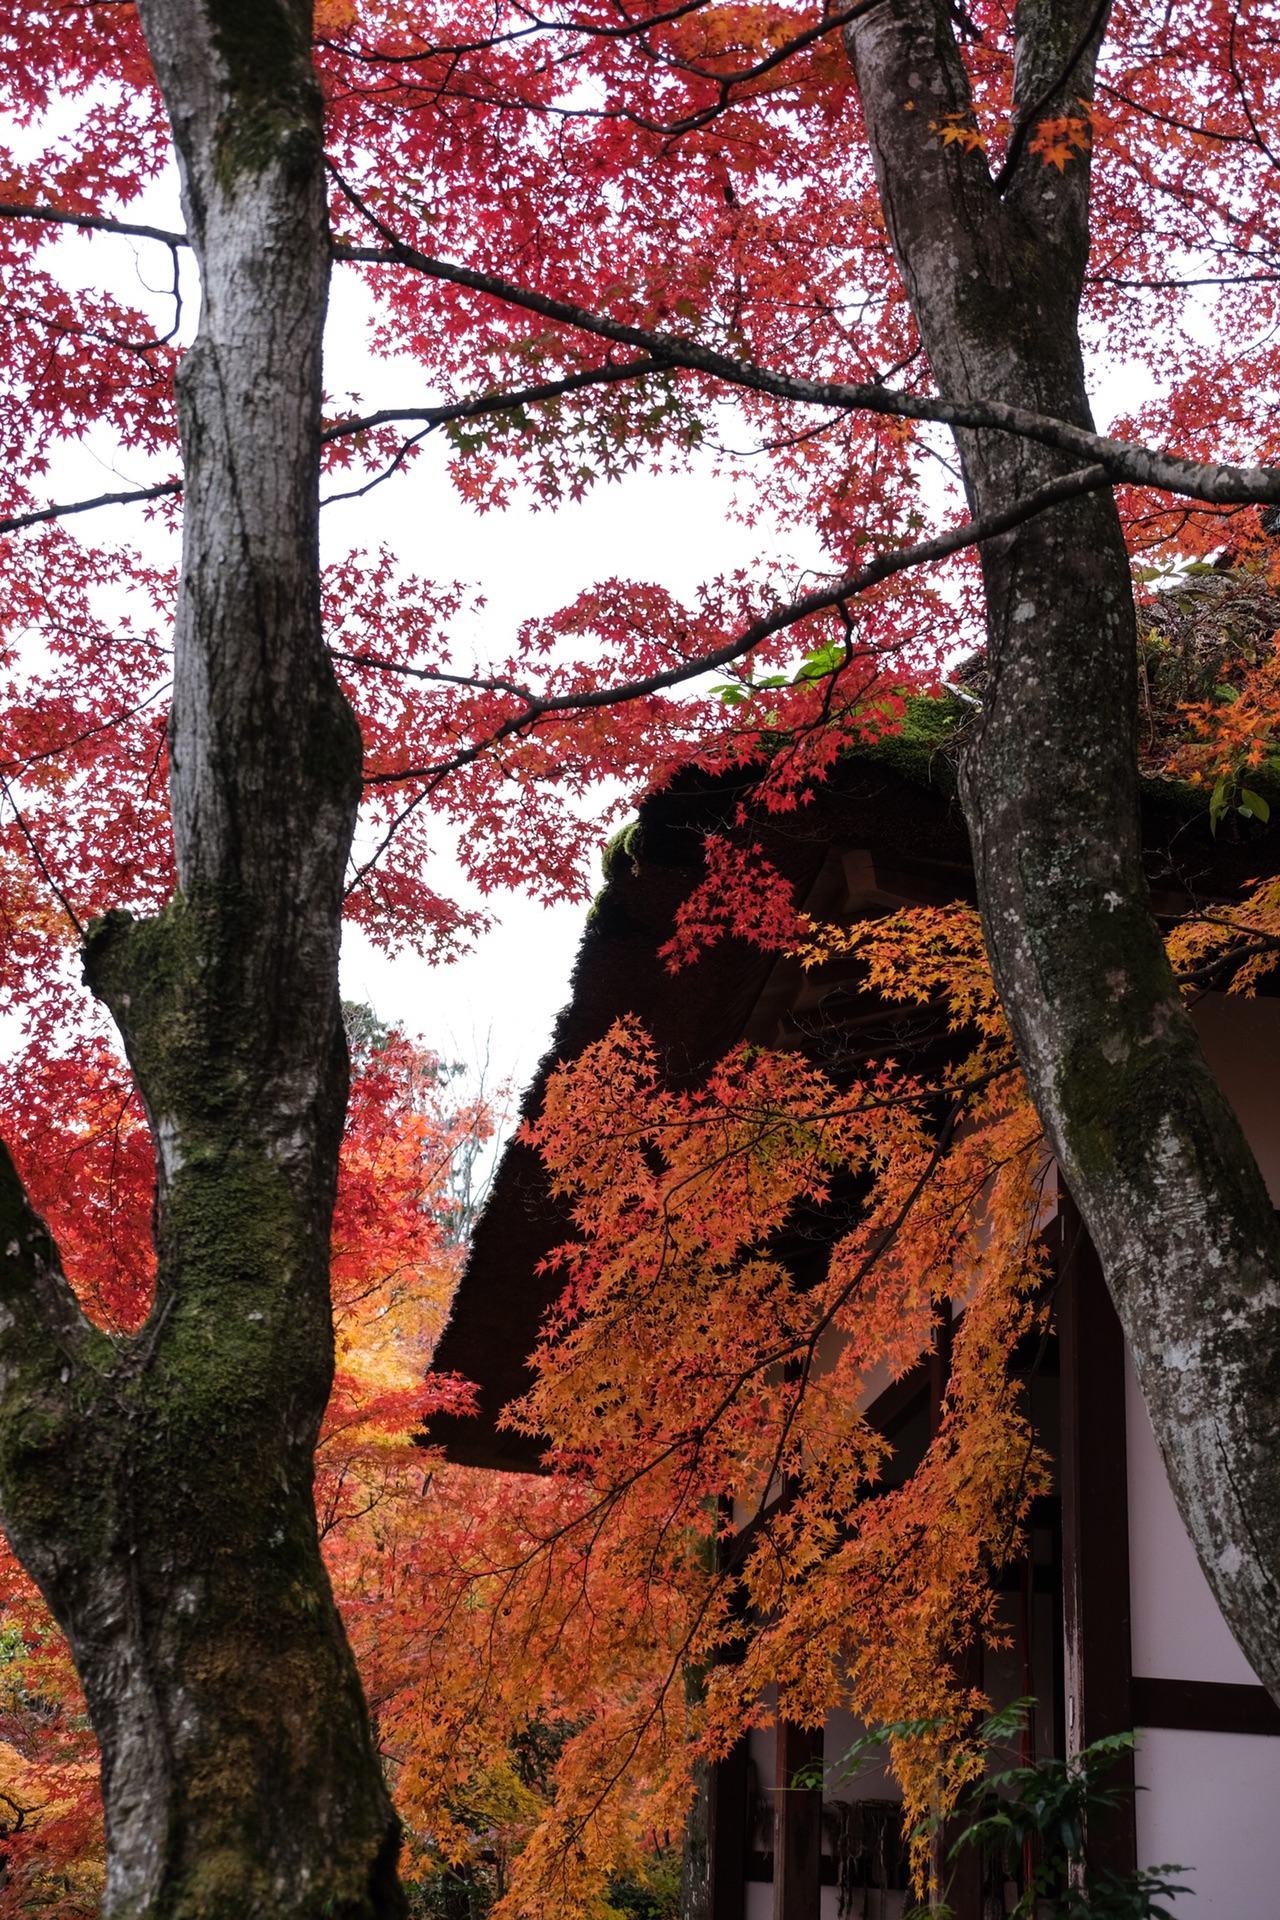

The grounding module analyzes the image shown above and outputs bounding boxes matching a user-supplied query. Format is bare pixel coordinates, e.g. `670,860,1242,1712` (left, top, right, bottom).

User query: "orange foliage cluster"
309,906,1052,1915
1164,638,1280,824
469,908,1052,1905
3,886,1280,1915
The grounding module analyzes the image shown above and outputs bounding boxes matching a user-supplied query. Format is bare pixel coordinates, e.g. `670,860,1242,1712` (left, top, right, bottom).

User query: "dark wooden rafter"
1131,1677,1280,1736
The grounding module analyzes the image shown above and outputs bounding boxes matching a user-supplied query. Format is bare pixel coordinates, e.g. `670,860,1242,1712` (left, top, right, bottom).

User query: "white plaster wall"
1126,1103,1280,1920
744,1883,773,1920
1135,1727,1280,1918
1126,1355,1258,1684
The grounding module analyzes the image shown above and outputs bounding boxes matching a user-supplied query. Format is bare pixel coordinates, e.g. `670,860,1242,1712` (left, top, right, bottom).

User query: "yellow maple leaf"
929,113,986,155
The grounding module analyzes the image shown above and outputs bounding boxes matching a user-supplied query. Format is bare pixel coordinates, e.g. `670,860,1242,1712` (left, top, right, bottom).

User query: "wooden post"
928,1299,953,1439
707,1739,749,1920
1057,1190,1136,1878
930,1303,982,1920
772,1721,824,1920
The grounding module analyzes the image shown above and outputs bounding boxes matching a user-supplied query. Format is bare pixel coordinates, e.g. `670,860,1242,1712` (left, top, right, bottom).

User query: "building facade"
428,751,1280,1919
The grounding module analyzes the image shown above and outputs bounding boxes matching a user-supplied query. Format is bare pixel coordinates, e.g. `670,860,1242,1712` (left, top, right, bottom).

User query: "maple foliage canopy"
4,0,1280,1914
2,0,1280,974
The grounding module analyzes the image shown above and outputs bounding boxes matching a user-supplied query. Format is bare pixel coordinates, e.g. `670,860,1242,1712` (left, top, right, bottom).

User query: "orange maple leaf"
1028,113,1091,170
929,112,987,155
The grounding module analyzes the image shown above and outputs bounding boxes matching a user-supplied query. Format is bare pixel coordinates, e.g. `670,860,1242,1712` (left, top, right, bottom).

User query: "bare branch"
320,354,666,441
331,652,529,697
330,211,1280,507
0,201,189,249
1175,937,1280,989
1092,271,1280,289
0,480,181,537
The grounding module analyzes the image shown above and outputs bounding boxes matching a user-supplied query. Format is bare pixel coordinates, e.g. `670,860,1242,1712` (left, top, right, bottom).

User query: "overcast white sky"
332,442,773,1104
318,267,811,1103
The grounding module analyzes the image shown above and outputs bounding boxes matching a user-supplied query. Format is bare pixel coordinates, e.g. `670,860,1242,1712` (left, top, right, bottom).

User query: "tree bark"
0,2,405,1913
844,0,1280,1701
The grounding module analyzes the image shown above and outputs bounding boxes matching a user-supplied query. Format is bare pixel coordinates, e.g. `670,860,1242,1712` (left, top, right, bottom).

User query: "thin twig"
0,775,84,937
0,480,181,537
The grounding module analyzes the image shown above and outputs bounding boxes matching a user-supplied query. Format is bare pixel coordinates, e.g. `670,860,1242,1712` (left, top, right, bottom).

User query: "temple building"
427,742,1280,1920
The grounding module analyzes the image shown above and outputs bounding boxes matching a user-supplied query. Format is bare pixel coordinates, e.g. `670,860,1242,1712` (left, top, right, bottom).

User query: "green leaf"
975,1696,1033,1746
794,640,847,683
1240,788,1271,822
789,1757,826,1790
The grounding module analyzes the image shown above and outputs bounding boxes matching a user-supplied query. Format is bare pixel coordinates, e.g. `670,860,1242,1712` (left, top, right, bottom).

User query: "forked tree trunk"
846,0,1280,1699
0,2,405,1913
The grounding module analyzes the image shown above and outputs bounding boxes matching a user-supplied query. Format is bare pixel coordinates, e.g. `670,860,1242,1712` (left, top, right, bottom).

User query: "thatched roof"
423,726,1274,1471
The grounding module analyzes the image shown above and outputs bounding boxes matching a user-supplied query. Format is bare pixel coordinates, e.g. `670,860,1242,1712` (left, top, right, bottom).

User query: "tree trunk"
0,2,405,1913
844,0,1280,1700
677,1753,710,1920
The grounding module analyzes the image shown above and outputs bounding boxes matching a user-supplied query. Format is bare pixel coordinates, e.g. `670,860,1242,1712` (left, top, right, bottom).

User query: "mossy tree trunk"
0,2,405,1913
845,0,1280,1701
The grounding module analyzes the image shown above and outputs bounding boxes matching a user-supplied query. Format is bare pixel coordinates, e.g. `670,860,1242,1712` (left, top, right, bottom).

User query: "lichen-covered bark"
0,1,405,1913
845,0,1280,1702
